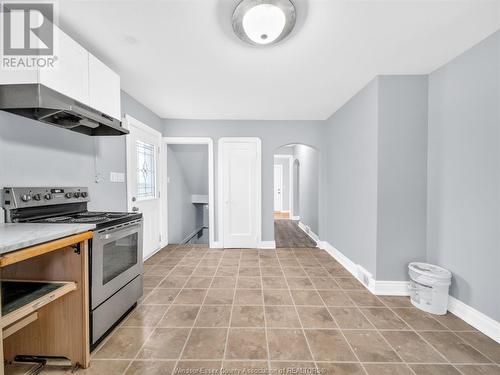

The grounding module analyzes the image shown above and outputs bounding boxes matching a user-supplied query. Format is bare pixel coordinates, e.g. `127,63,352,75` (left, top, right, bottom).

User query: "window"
136,140,156,200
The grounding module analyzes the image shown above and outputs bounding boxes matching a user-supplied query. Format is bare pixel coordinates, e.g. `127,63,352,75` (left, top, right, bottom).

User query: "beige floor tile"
346,291,384,307
226,328,268,360
360,308,410,330
457,332,500,363
264,289,294,305
196,305,232,327
335,277,366,291
234,289,264,305
283,267,307,277
305,329,357,362
315,363,365,375
223,361,268,371
170,266,195,276
296,306,337,328
174,289,207,304
193,267,218,276
290,290,324,306
409,364,461,375
363,363,414,375
5,364,37,375
455,365,500,375
287,277,315,289
265,306,301,328
343,330,401,363
262,277,288,289
185,276,213,288
328,307,373,329
432,313,477,331
381,330,446,363
143,289,181,305
137,328,190,359
239,267,261,277
303,267,329,277
267,329,313,360
231,306,265,327
392,308,448,331
237,277,262,289
123,305,169,327
421,331,492,364
211,277,237,289
204,288,235,305
261,267,283,276
310,277,340,290
270,361,316,373
182,328,228,359
94,327,154,359
158,276,188,289
318,290,354,307
125,360,176,375
143,275,165,288
216,267,239,276
378,296,412,307
159,305,200,327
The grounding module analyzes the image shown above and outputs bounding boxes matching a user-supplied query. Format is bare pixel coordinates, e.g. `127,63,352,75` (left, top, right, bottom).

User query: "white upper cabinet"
89,54,121,120
39,25,89,105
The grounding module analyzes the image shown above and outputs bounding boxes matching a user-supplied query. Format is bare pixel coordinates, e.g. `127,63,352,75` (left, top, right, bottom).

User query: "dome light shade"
233,0,296,46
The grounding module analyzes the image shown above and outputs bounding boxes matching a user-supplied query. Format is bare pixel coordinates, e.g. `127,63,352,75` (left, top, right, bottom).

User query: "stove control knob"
33,193,42,201
81,192,88,198
65,192,73,199
73,192,81,198
44,193,52,200
21,194,31,202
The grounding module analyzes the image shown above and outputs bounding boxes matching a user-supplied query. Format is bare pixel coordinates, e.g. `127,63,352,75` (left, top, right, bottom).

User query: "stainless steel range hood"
0,84,128,136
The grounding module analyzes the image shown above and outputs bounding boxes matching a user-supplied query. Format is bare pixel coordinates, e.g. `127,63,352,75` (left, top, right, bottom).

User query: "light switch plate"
110,172,125,183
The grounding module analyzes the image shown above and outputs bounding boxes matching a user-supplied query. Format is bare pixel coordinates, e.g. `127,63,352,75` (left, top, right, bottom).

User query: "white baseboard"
319,240,500,344
212,241,223,249
298,221,320,243
259,240,276,249
448,296,500,343
292,216,300,221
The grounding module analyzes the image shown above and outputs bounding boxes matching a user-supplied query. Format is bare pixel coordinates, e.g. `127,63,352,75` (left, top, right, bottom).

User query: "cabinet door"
38,25,89,105
89,54,121,120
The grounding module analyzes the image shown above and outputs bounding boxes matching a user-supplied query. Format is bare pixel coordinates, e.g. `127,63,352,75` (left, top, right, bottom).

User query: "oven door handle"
96,221,142,242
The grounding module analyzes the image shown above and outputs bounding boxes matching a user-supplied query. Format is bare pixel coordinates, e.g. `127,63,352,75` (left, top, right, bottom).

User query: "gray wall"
427,31,500,321
163,120,325,242
0,90,161,214
293,144,319,234
376,75,428,280
324,79,379,276
167,145,207,243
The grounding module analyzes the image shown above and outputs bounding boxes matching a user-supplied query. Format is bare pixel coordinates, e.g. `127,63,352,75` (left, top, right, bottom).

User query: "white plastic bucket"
408,262,452,315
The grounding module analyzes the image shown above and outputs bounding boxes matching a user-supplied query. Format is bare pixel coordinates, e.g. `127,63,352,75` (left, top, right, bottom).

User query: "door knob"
132,207,139,212
132,197,137,202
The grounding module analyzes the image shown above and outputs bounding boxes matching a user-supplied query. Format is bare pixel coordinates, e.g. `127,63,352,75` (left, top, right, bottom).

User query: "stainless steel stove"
2,187,144,349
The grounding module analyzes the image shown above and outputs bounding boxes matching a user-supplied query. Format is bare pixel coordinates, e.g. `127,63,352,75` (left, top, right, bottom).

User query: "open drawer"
1,280,77,331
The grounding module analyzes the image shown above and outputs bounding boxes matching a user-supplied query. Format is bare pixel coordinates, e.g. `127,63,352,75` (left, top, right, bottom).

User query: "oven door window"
102,232,139,284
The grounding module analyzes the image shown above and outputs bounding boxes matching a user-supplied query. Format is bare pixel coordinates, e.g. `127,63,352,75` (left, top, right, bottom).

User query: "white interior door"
220,138,261,248
274,164,283,211
125,115,162,259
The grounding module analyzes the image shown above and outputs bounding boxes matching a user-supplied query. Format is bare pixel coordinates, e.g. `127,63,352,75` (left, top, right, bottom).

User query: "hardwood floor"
274,220,317,248
273,211,290,220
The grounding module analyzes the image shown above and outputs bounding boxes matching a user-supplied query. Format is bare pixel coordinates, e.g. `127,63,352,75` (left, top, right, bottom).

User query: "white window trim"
162,137,215,249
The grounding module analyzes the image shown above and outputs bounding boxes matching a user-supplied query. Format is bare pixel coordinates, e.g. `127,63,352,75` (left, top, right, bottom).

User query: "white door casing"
162,137,215,248
274,164,283,211
219,138,261,248
124,115,163,260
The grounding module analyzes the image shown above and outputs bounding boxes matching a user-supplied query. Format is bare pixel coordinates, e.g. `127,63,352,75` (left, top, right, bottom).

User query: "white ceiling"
59,0,500,120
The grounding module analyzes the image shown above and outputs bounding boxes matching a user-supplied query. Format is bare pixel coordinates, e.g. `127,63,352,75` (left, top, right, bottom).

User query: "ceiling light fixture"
232,0,296,46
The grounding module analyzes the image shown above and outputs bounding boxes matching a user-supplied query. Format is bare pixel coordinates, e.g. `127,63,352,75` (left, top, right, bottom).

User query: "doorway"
163,137,215,248
124,115,163,260
273,144,319,248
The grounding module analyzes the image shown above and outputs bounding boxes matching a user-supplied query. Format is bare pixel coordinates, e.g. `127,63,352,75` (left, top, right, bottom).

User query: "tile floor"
9,245,500,375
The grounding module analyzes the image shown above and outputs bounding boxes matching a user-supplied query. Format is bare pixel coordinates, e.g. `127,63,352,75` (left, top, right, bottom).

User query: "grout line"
259,250,272,371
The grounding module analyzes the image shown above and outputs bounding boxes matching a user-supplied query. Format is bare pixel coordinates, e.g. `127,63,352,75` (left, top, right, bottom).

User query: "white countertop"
0,223,96,255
